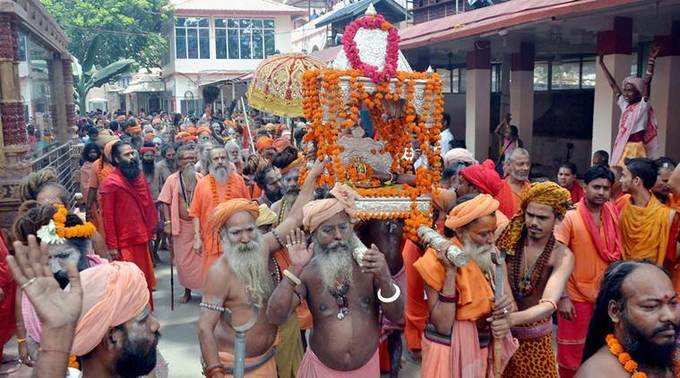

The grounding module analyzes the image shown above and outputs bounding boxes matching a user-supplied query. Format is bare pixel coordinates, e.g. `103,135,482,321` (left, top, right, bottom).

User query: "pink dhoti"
297,347,380,377
172,218,202,290
421,320,518,378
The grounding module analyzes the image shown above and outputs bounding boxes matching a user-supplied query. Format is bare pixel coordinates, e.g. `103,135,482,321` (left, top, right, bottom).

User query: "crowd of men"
0,69,679,378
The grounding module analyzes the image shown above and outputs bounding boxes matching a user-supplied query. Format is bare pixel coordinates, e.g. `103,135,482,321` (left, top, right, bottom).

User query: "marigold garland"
301,66,443,241
605,334,647,378
52,204,96,239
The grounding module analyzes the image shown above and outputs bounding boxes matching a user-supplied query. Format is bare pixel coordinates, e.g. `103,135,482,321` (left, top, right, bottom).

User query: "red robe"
569,183,585,204
0,235,16,354
100,168,158,305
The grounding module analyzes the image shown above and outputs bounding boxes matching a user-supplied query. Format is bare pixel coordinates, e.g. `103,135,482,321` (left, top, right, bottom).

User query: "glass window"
174,17,209,59
581,59,596,88
252,29,263,59
534,62,549,91
264,29,276,57
228,29,239,59
215,18,275,59
187,28,198,59
491,64,501,92
436,68,451,93
175,28,186,59
199,29,210,59
459,68,466,93
216,29,227,59
552,61,580,89
240,28,252,59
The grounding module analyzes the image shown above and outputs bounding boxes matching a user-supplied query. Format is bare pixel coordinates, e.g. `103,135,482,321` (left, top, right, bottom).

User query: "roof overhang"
316,0,406,28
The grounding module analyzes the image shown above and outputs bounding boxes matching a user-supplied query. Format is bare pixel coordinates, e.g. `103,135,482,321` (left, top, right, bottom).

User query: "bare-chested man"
266,183,404,376
496,181,575,377
197,161,323,377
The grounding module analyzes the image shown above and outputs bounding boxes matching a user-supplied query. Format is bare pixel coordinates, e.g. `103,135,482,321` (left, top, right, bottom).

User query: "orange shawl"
413,239,493,321
619,195,673,264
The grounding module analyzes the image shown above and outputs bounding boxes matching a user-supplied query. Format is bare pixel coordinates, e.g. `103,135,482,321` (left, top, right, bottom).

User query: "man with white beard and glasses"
413,194,518,377
577,261,680,377
158,144,202,303
266,183,404,377
189,145,250,283
197,160,323,377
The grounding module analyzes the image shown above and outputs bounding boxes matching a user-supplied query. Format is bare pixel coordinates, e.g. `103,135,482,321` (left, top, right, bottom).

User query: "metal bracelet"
377,282,401,303
271,229,285,248
199,302,226,313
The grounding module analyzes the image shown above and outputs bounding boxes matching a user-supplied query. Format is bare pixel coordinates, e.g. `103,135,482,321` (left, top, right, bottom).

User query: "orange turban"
273,137,291,152
210,198,260,238
445,194,499,230
302,183,360,232
256,136,274,152
103,139,120,161
71,262,149,356
187,126,198,136
497,181,572,253
280,156,304,175
196,126,211,136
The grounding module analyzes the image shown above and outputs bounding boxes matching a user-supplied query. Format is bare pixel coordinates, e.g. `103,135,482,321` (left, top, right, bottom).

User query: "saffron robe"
0,235,16,353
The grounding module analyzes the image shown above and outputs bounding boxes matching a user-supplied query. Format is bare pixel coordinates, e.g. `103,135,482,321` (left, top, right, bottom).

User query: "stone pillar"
650,24,680,162
465,41,491,160
592,17,633,158
0,15,32,230
62,57,76,142
510,42,535,152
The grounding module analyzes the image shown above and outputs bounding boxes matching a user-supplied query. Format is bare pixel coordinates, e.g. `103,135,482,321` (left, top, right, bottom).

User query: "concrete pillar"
510,42,535,152
650,25,680,162
592,17,633,158
465,41,491,160
48,52,68,144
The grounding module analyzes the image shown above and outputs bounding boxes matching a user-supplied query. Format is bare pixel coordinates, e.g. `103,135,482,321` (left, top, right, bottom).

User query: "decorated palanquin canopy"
301,5,444,240
247,53,326,117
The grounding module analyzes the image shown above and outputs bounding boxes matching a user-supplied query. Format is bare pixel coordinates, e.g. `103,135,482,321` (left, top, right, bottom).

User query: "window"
436,68,451,93
215,18,276,60
581,59,596,88
534,62,549,91
18,31,27,61
175,17,210,59
551,61,580,89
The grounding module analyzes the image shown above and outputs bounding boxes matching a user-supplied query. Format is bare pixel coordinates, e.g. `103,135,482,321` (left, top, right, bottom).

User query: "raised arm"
598,54,622,98
670,162,680,196
266,229,310,325
642,44,660,100
509,247,574,327
264,160,324,253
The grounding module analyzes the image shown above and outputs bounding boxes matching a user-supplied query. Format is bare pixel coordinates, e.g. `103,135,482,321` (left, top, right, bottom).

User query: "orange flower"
623,360,638,373
617,352,631,364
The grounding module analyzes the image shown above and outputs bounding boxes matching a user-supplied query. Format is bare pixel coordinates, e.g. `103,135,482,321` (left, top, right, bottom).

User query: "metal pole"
220,86,225,115
241,98,255,154
233,331,246,378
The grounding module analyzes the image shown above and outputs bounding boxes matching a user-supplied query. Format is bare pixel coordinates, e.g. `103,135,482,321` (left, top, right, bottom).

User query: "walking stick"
240,98,255,155
227,305,259,378
169,239,175,311
491,250,505,378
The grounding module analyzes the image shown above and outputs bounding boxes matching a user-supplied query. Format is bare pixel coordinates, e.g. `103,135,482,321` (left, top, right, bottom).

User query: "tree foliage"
41,0,171,72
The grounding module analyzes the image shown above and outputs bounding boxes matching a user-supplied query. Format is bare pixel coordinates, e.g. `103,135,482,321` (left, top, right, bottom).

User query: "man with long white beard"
266,183,404,377
197,160,323,377
189,146,250,282
413,194,518,377
159,144,202,303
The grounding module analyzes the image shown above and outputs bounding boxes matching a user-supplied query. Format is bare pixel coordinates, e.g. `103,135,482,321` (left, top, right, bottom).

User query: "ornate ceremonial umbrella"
246,53,325,117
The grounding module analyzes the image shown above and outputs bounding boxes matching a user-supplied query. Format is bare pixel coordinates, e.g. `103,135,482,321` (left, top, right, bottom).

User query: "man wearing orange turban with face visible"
198,161,323,378
414,194,518,378
256,136,276,161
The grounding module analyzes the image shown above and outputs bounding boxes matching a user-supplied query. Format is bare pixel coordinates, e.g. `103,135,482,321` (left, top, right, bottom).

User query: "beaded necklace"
509,234,555,298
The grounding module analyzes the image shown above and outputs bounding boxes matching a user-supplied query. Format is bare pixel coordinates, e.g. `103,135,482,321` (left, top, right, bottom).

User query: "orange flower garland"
52,204,96,239
301,67,444,240
605,334,647,378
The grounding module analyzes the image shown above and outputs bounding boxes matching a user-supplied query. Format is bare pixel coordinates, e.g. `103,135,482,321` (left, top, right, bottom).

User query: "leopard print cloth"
503,332,558,378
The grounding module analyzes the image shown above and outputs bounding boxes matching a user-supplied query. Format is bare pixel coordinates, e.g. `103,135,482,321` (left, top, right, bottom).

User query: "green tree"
41,0,172,110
